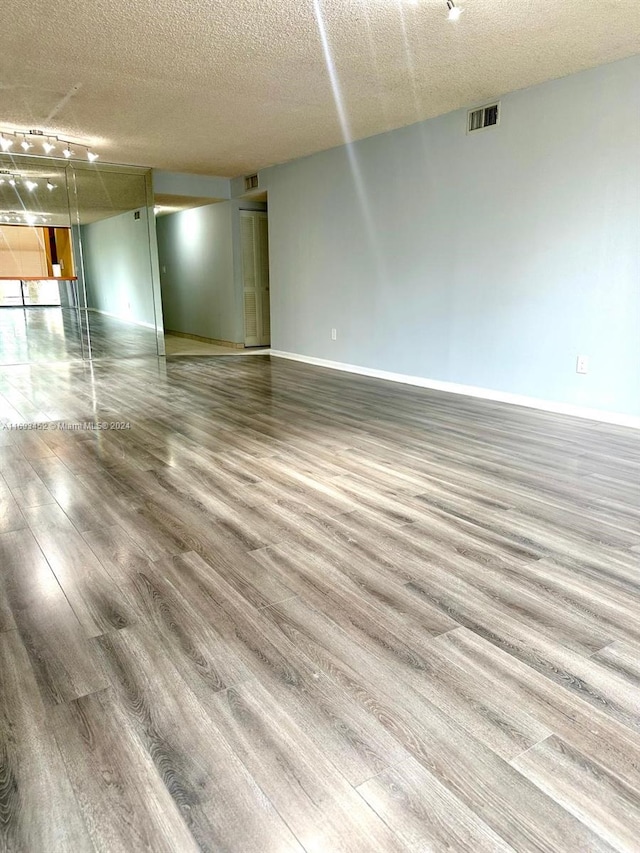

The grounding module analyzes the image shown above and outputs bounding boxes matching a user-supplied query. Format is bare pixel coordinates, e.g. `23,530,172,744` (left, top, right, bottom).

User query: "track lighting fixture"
446,0,462,20
0,129,100,162
0,209,56,224
0,171,59,193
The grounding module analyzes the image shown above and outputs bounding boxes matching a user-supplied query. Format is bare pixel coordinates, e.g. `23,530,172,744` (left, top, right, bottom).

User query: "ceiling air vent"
467,102,500,134
244,173,259,191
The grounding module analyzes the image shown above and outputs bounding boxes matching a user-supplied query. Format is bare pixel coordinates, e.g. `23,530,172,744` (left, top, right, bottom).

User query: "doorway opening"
155,195,270,357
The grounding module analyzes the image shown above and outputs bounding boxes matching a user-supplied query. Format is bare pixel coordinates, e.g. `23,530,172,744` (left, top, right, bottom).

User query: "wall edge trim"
270,350,640,429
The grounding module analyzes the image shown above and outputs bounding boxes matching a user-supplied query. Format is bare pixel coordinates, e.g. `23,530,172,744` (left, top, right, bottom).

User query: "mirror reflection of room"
72,165,161,360
0,154,162,365
0,155,81,364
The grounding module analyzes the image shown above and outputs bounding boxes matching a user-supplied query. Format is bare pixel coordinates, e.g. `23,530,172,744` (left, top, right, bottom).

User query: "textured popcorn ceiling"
0,0,638,177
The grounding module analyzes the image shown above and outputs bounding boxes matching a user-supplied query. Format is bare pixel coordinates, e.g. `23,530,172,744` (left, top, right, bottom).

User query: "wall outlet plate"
331,328,337,340
576,355,589,374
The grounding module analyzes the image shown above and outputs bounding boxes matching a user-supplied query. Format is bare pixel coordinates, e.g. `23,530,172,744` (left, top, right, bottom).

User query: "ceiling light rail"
0,211,51,225
0,128,98,162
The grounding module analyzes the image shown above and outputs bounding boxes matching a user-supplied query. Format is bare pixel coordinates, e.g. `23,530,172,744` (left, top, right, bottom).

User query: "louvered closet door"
241,211,271,346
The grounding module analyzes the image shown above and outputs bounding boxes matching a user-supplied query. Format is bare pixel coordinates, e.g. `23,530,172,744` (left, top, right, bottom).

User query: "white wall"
81,208,157,327
265,55,640,419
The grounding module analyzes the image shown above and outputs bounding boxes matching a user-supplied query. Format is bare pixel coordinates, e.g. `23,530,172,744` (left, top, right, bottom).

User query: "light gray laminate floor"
0,353,639,852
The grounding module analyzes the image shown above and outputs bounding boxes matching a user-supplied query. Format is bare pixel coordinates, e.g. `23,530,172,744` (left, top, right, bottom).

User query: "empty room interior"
0,1,639,851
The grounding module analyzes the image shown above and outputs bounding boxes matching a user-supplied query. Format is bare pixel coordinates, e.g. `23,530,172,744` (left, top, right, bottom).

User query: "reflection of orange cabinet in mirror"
43,227,75,277
0,225,48,277
0,225,75,278
53,228,75,277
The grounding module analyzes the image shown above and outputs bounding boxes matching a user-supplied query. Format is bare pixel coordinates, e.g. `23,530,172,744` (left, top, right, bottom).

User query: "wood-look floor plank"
6,432,55,459
591,641,640,688
251,538,459,644
255,596,615,852
156,532,295,610
38,466,118,533
92,625,305,853
10,477,55,509
50,688,201,853
0,489,26,534
0,630,93,852
11,590,108,706
307,510,632,658
20,500,77,531
209,679,408,852
80,523,155,580
0,527,64,613
357,757,516,853
76,471,186,560
512,735,640,852
147,551,412,786
29,524,138,638
123,562,252,697
431,628,640,796
0,587,15,633
401,579,640,735
252,546,552,761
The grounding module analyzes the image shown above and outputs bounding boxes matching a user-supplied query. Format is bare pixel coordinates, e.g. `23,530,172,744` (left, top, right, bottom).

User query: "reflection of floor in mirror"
86,312,159,359
0,306,88,365
0,307,159,365
164,334,269,357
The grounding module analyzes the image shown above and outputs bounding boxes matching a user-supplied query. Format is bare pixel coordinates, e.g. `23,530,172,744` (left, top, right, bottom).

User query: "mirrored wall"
0,153,163,365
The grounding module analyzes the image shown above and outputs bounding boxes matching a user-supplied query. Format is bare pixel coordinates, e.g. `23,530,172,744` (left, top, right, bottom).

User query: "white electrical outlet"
331,328,337,341
576,355,589,375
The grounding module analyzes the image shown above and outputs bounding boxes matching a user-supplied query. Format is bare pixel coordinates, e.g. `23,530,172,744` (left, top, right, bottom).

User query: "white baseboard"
87,308,156,330
270,350,640,430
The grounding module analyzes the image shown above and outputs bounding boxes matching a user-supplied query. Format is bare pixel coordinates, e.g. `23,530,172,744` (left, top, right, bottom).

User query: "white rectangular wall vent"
467,102,500,133
244,173,259,191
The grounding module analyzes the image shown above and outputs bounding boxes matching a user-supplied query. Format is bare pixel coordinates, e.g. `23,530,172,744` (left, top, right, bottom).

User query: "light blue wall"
265,55,640,417
157,202,238,342
81,208,157,327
